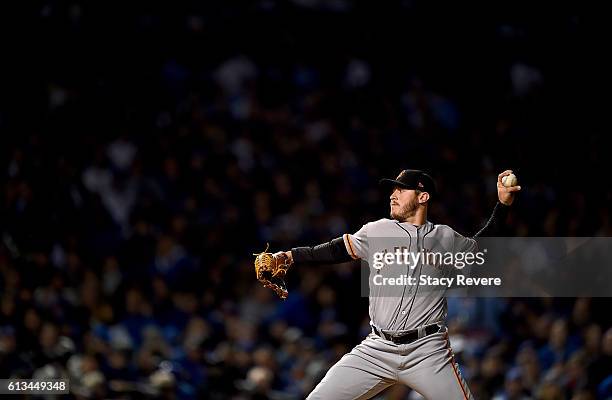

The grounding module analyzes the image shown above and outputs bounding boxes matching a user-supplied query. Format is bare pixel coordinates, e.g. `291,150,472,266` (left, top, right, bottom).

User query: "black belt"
372,323,442,344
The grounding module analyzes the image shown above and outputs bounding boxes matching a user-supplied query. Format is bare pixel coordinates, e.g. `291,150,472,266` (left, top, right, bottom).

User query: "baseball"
502,173,518,187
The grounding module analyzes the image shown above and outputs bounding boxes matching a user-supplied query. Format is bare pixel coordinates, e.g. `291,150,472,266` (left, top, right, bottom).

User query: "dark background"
1,1,611,399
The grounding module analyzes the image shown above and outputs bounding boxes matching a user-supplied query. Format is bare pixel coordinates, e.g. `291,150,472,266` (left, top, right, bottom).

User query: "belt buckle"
393,335,405,344
390,331,411,344
380,330,395,343
375,328,414,344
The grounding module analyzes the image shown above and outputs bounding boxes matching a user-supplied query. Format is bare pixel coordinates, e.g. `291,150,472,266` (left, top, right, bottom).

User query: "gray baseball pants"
307,327,473,400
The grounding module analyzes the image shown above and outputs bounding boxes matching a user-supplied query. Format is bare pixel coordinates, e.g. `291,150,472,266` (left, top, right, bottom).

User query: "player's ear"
418,191,430,204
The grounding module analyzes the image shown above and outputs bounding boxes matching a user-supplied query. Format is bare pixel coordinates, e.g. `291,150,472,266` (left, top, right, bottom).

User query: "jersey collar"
397,220,433,232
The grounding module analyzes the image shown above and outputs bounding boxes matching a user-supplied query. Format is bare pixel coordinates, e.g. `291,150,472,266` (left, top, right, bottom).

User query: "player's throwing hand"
497,170,521,206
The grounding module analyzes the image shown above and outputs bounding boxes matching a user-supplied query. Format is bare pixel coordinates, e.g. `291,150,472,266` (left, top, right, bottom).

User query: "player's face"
389,186,419,221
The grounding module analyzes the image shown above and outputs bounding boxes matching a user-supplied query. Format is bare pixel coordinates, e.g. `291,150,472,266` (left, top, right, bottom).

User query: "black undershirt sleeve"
291,237,353,265
472,201,510,238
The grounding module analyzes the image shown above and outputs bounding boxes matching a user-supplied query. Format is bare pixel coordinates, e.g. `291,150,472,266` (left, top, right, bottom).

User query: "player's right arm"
278,223,369,266
472,169,521,238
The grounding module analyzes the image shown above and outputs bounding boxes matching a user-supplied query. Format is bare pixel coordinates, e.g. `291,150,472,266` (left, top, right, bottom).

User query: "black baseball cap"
380,169,437,198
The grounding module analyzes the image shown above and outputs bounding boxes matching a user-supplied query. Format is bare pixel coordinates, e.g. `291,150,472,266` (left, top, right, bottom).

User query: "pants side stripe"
445,333,469,400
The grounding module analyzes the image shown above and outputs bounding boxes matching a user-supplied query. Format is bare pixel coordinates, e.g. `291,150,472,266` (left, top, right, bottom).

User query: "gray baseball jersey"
304,198,513,400
342,218,476,333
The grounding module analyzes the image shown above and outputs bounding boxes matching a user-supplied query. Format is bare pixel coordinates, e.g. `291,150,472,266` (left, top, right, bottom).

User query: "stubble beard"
390,197,419,222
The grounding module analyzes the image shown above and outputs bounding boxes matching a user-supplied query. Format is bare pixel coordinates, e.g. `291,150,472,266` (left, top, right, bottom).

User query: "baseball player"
254,169,520,399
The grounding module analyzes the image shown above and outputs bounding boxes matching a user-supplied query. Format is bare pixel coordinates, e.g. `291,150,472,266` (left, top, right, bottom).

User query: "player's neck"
400,208,427,226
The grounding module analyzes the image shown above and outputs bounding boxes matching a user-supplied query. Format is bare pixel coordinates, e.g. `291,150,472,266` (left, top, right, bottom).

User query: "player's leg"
397,329,473,400
307,334,398,400
400,354,473,399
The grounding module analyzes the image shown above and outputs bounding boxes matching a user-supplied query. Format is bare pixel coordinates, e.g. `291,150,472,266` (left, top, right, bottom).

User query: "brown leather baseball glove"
253,244,291,299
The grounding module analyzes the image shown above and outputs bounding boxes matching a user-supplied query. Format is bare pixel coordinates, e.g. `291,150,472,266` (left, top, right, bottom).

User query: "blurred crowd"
1,1,611,399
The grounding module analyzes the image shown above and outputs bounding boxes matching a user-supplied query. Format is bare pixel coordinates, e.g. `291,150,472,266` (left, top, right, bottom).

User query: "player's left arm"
473,169,521,238
279,222,370,266
278,237,354,266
